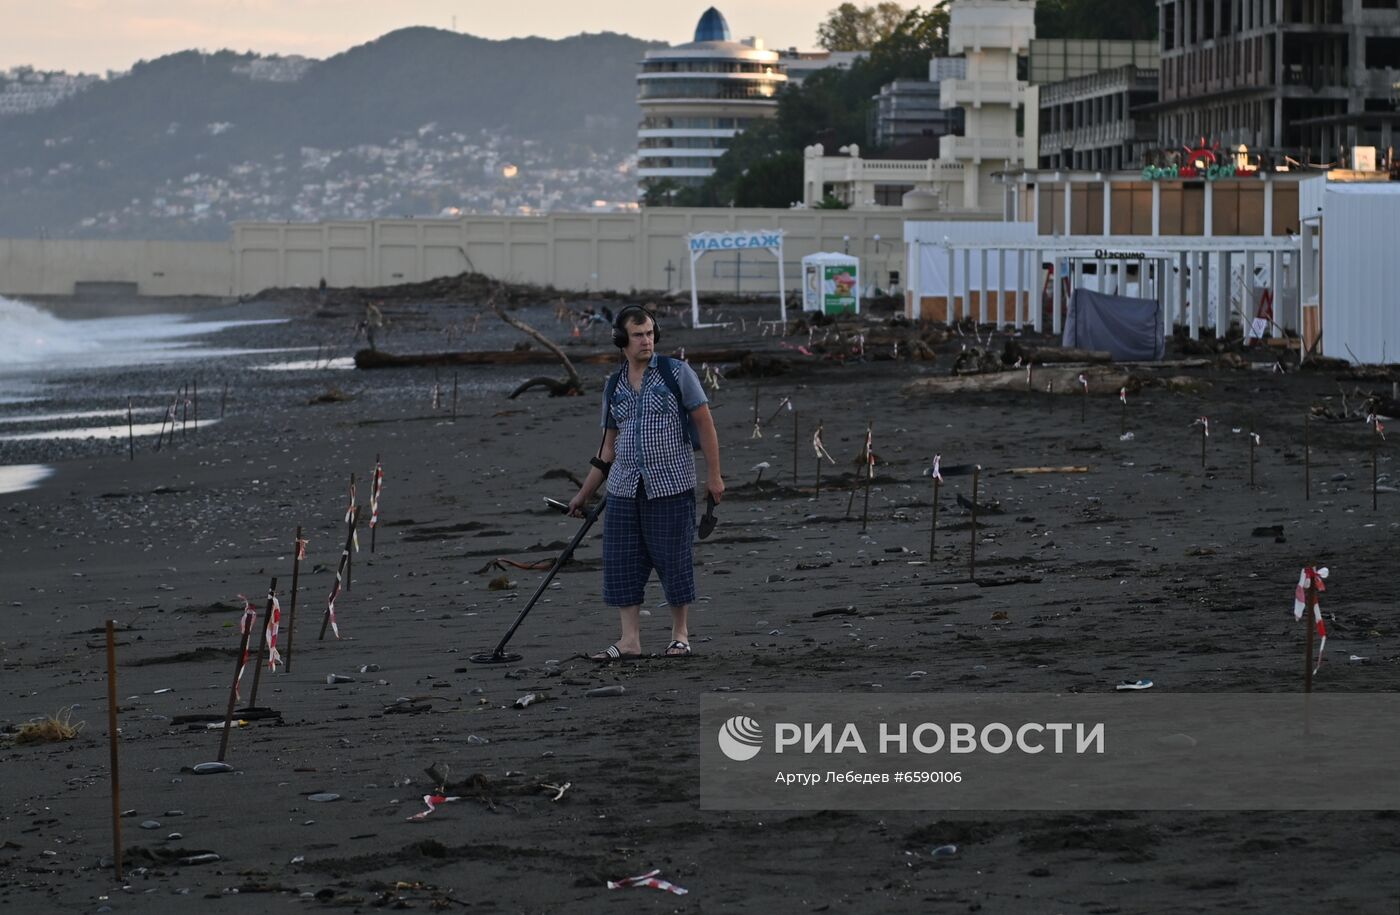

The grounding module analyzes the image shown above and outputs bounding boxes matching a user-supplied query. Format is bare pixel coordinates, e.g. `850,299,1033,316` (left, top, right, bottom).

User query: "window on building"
1366,37,1400,68
874,184,915,206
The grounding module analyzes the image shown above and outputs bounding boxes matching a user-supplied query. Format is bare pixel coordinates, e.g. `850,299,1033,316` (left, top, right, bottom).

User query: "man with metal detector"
567,304,724,660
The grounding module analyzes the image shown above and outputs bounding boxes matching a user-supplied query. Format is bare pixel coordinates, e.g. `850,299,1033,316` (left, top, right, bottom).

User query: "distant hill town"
0,28,659,240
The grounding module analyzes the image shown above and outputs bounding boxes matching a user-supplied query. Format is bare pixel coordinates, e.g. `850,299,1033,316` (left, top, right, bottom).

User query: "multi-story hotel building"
636,7,786,193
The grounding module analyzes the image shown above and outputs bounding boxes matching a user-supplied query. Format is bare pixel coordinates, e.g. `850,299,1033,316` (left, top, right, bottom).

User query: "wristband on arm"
590,456,613,477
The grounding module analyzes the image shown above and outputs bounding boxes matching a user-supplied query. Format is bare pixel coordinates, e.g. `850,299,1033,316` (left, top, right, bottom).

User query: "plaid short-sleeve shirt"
601,356,707,499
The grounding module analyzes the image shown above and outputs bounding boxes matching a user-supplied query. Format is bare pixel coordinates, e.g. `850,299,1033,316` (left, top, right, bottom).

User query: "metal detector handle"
479,494,607,662
542,497,571,514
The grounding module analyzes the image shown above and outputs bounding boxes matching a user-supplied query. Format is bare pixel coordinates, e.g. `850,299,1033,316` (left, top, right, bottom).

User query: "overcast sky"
0,0,840,73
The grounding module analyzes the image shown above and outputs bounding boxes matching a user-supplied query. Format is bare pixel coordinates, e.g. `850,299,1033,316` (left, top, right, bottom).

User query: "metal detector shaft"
473,495,607,663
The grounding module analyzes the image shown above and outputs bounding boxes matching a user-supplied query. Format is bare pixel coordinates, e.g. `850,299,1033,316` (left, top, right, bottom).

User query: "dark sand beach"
1,291,1397,913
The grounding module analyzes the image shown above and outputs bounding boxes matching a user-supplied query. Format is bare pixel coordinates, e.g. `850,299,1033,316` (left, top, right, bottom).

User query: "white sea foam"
0,295,287,373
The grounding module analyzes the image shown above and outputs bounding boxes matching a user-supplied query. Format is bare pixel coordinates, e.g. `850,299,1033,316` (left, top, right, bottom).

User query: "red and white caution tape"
812,426,835,464
295,537,308,561
407,793,462,821
370,462,383,530
1367,414,1386,440
234,595,257,701
1119,387,1127,405
607,869,688,896
326,541,351,639
928,453,943,482
265,595,282,671
346,482,359,552
863,426,876,475
1293,566,1329,674
1078,373,1088,393
1192,416,1210,437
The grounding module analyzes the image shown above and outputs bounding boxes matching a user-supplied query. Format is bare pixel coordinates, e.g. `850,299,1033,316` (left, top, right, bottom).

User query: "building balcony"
939,134,1024,163
1038,121,1144,151
637,128,738,139
637,147,727,160
636,166,716,179
940,78,1025,110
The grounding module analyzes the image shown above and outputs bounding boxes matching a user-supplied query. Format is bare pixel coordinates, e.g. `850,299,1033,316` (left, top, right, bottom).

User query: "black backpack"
604,355,700,451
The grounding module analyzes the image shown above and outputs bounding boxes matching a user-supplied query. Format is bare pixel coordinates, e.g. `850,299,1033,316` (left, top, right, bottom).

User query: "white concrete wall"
0,238,233,296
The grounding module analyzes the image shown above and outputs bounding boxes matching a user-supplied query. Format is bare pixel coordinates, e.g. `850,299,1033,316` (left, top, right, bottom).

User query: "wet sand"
1,295,1397,913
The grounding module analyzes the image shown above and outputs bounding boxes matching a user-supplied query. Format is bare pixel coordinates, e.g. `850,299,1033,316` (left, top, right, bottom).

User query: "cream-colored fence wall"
0,209,914,299
232,210,910,298
0,238,233,297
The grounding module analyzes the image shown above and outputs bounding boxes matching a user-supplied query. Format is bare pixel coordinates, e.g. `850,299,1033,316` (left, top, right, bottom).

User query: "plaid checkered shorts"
602,487,696,608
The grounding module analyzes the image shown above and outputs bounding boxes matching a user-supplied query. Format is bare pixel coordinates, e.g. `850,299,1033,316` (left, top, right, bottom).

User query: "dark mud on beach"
1,294,1397,913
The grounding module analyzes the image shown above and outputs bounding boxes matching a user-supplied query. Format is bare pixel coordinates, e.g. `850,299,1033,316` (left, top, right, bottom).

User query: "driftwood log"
488,298,584,397
903,364,1134,396
1003,341,1113,365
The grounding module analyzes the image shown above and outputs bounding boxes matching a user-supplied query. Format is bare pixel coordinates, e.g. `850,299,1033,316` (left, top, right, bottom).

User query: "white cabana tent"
1319,182,1400,365
800,252,861,315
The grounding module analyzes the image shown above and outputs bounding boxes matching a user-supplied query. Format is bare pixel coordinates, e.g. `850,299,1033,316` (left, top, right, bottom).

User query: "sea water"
0,296,284,489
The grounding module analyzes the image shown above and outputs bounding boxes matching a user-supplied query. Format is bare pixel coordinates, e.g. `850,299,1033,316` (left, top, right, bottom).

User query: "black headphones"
612,304,660,348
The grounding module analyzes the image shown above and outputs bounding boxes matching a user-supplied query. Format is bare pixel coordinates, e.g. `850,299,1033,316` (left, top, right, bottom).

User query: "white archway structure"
686,230,786,329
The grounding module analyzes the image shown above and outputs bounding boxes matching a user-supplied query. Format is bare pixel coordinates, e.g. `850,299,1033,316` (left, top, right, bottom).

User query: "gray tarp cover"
1061,288,1165,361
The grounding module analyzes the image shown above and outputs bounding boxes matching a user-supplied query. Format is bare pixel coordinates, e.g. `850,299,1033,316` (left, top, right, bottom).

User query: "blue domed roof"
694,7,732,43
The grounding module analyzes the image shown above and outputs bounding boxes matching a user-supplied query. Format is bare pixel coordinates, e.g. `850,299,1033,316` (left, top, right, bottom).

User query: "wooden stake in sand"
1047,380,1054,415
181,382,189,439
792,409,799,482
153,398,169,453
1195,416,1209,469
1304,413,1311,501
1119,387,1127,437
246,578,278,709
1249,422,1257,488
370,456,383,553
860,422,874,533
219,601,257,762
220,380,228,419
928,455,943,561
284,527,305,673
1078,373,1088,424
192,378,198,437
813,421,832,498
127,399,134,462
320,507,358,641
969,466,981,581
345,474,357,590
451,373,458,422
104,620,123,881
1370,414,1384,511
751,383,761,439
1300,570,1322,695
